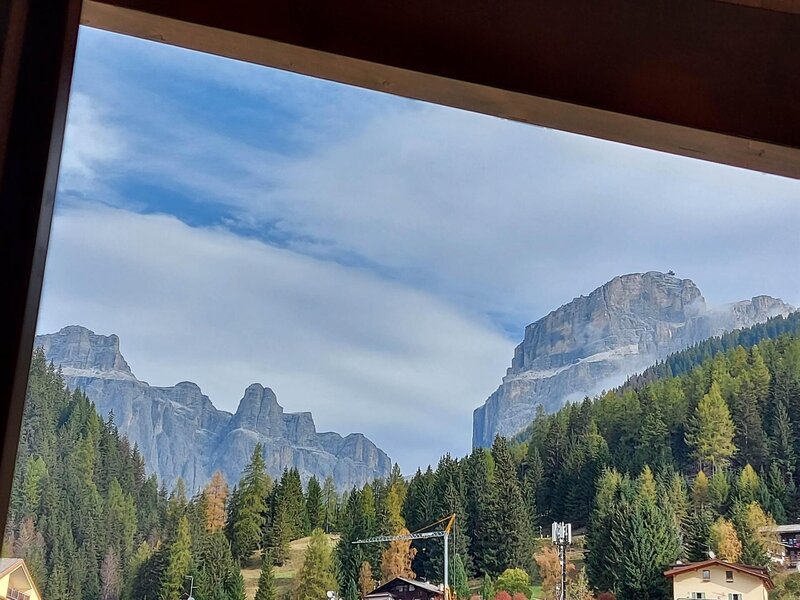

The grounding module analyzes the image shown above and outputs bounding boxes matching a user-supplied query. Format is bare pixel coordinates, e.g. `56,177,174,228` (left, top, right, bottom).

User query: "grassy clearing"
241,534,340,600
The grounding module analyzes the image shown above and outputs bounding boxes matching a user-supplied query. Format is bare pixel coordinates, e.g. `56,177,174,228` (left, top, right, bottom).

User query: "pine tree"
162,515,192,600
451,555,470,600
480,575,495,600
567,570,593,600
636,408,672,470
731,374,769,469
294,529,337,600
230,444,270,561
684,509,713,562
484,437,532,575
343,579,358,600
610,495,681,600
685,382,736,472
266,497,292,566
586,468,625,594
255,551,277,600
708,470,731,514
306,476,325,533
229,572,247,600
335,489,366,592
195,531,240,600
522,446,542,529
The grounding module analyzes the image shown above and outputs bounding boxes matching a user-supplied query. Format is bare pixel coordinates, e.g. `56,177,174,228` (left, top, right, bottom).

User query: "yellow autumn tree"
685,382,736,472
692,471,710,508
710,518,742,562
380,528,416,582
359,561,376,597
534,546,575,600
203,471,229,532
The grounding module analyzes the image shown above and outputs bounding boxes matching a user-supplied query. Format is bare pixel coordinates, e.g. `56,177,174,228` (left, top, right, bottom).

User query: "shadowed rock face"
473,272,795,448
35,327,392,491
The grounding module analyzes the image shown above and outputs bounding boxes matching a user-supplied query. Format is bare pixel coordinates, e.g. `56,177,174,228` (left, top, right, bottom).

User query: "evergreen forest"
5,313,800,600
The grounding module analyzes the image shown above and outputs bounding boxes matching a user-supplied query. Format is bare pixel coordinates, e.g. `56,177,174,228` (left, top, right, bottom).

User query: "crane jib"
352,530,444,544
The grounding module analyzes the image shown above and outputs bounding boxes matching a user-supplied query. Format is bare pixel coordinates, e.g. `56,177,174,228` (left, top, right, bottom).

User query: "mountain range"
472,271,795,447
34,326,392,491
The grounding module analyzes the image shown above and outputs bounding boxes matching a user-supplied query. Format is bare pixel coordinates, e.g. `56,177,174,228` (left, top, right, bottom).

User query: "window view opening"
5,24,800,600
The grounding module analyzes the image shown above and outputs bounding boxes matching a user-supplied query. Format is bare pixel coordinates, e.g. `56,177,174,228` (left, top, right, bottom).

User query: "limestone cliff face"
35,327,392,491
473,272,795,447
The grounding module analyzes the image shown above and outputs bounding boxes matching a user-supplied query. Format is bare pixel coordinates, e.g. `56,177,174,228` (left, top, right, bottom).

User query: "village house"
365,577,444,600
762,524,800,567
664,559,774,600
0,559,41,600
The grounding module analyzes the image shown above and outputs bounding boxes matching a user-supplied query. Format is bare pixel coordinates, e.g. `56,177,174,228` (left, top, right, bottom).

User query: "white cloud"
58,92,126,196
37,205,513,471
63,56,800,328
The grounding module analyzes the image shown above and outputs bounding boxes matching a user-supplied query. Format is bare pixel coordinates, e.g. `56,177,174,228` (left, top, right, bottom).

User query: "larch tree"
100,546,121,600
321,477,339,534
709,517,742,562
692,471,710,509
567,570,594,600
534,546,573,600
204,471,229,533
358,561,376,597
736,465,760,503
380,528,416,582
685,382,736,472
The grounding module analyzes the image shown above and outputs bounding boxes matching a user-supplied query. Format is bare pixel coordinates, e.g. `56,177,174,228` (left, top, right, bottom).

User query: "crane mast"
353,514,457,599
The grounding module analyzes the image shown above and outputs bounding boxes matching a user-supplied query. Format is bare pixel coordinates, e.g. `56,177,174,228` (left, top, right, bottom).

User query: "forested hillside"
620,310,800,391
6,324,800,600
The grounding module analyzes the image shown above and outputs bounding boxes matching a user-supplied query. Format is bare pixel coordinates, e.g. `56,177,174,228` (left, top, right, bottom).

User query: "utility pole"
185,575,195,600
551,522,571,600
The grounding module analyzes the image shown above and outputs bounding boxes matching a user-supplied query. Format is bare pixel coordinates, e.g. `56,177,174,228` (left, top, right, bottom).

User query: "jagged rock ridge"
473,272,795,448
35,325,392,491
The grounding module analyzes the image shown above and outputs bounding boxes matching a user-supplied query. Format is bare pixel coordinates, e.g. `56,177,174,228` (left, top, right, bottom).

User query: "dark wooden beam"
0,0,81,537
82,0,800,179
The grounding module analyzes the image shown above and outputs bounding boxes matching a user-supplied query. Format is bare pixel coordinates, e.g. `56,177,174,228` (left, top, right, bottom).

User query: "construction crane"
353,514,457,599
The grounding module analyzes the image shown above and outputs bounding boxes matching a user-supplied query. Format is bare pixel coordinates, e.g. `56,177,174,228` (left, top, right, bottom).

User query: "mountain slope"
35,325,392,491
473,271,794,447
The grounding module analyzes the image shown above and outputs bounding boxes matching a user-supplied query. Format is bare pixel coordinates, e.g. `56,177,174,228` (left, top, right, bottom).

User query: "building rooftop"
664,559,774,590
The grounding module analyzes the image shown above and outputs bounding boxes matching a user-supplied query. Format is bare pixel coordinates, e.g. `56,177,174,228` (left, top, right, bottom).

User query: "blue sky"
38,26,800,473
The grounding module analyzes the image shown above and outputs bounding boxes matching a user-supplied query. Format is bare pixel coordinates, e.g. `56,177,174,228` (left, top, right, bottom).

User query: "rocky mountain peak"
36,325,133,379
231,383,284,436
474,272,794,448
34,327,392,491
